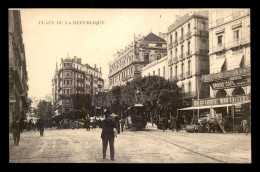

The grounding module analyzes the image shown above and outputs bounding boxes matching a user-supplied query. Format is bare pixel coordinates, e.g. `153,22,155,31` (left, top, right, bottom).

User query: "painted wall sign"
211,77,250,89
193,94,251,107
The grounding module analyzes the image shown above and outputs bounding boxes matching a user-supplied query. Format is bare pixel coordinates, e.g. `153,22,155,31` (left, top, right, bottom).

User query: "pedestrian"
162,117,167,132
170,116,176,132
120,118,126,132
86,117,91,131
38,118,45,136
92,119,96,129
176,115,182,132
11,115,21,146
116,118,120,134
241,118,248,134
100,111,117,161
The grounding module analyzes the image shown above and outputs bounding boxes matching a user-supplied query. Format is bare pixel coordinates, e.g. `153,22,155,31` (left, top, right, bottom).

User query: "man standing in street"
120,117,126,132
11,114,21,146
38,118,45,136
100,111,117,161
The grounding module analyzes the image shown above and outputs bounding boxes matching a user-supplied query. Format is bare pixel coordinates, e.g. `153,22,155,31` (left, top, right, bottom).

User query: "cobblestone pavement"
9,123,251,163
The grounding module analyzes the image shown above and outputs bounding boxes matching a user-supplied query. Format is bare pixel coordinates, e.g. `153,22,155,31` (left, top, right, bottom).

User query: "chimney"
94,64,96,69
74,56,77,62
77,58,81,64
100,67,102,73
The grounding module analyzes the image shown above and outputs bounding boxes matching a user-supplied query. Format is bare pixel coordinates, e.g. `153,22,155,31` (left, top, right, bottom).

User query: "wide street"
9,123,251,163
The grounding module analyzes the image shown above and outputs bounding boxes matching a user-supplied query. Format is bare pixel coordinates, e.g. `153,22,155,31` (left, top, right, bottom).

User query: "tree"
35,100,53,127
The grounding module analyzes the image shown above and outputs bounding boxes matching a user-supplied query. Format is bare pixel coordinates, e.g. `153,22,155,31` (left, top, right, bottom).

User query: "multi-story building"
9,10,29,129
108,32,167,89
167,11,210,106
197,9,251,128
202,9,250,98
52,56,104,115
179,9,251,132
142,55,168,80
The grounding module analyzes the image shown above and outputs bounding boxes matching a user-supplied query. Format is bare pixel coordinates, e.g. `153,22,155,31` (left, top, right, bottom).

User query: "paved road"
9,123,251,163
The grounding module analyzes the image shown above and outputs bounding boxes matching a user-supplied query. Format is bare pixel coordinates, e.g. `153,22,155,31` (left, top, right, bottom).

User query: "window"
170,67,173,79
63,89,65,94
157,54,161,60
175,48,178,58
181,63,184,77
67,89,69,94
181,45,184,57
188,82,191,94
181,28,184,38
218,35,223,45
188,60,191,75
188,42,190,55
170,34,172,44
175,66,178,77
63,80,65,85
67,80,69,85
181,84,184,93
158,69,160,76
188,23,190,32
175,32,178,42
163,66,165,76
234,30,239,40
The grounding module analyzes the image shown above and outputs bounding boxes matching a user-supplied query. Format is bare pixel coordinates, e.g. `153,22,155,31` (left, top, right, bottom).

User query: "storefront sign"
202,67,250,82
193,94,251,106
211,77,250,89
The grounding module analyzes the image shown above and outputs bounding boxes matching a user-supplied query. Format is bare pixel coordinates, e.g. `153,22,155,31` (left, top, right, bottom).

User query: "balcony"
179,73,185,80
179,54,184,59
173,40,178,46
179,36,184,43
173,57,177,62
168,42,173,49
230,37,250,49
63,75,73,79
168,59,173,66
186,51,191,58
185,31,192,40
186,71,192,78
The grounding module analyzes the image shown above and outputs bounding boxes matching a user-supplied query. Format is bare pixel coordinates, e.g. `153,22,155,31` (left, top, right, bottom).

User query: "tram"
126,104,147,131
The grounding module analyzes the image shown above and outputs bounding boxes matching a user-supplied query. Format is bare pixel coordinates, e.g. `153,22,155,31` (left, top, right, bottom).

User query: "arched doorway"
216,89,227,98
232,87,245,96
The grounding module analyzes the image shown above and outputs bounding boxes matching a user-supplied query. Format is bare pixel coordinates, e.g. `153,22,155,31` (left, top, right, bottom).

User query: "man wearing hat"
100,110,117,161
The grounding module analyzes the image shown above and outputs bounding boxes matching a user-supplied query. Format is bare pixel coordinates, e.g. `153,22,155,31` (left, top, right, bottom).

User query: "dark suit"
100,117,116,159
11,120,21,146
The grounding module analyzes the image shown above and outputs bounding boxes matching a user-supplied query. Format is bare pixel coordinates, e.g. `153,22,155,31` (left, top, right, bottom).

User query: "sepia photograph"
8,8,251,163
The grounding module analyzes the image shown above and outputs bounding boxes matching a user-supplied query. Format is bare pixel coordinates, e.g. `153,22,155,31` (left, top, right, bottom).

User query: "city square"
9,9,251,164
9,123,251,163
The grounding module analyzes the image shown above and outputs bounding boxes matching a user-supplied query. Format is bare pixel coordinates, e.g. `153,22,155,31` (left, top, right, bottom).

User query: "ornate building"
167,11,210,106
52,56,104,115
9,10,29,129
108,32,167,89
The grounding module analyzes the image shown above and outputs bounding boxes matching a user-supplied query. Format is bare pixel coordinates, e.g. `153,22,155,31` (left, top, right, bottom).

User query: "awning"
179,100,251,110
228,55,243,69
211,58,226,70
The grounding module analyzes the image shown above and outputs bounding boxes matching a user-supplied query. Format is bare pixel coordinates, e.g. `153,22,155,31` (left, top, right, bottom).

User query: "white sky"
20,8,199,98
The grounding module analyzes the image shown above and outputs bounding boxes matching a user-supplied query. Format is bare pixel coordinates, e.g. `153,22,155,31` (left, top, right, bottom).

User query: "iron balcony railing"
186,71,192,77
168,42,173,49
173,40,178,46
179,36,184,42
186,31,192,39
179,54,183,59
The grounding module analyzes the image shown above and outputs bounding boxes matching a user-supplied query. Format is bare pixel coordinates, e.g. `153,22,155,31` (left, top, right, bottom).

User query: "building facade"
202,9,250,98
167,11,210,106
108,32,167,89
52,56,104,115
9,10,29,129
188,9,251,132
142,55,168,80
